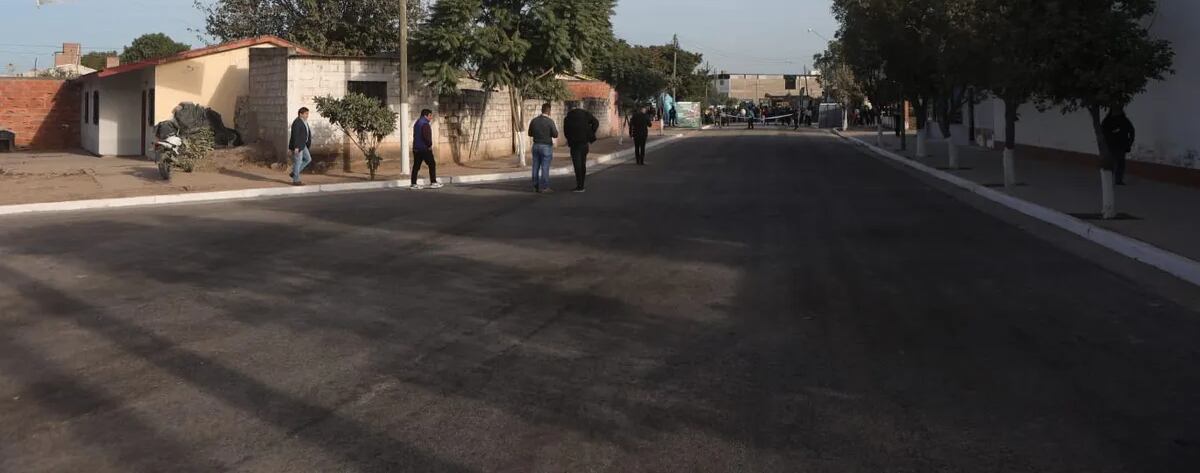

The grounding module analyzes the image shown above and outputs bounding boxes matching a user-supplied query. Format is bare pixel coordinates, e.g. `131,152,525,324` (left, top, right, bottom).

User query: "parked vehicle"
153,135,183,180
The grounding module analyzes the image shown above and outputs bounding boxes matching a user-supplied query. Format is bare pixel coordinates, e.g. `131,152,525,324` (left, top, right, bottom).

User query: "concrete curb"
0,135,686,217
833,130,1200,288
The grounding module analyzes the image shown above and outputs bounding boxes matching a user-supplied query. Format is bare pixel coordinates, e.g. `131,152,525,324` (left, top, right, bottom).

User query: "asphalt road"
1,129,1198,472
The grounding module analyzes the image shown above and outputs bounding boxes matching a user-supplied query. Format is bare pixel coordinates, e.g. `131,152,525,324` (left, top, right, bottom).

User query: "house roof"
82,35,311,79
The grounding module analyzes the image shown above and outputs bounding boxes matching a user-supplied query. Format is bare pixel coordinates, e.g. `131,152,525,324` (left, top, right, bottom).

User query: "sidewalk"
0,134,671,207
841,128,1200,264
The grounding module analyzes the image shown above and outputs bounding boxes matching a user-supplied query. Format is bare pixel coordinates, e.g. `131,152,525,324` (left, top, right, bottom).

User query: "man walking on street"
1102,106,1136,186
564,103,600,193
288,107,312,186
528,103,558,193
411,109,443,190
630,106,652,166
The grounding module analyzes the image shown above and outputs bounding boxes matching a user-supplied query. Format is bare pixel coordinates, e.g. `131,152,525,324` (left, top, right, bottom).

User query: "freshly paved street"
2,129,1198,472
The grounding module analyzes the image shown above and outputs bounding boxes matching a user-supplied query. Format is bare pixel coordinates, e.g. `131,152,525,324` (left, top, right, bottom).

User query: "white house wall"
969,0,1200,170
92,69,154,157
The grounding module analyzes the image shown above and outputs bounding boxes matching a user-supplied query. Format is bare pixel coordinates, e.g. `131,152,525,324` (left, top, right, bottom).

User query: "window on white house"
348,81,388,106
83,91,89,124
92,91,99,125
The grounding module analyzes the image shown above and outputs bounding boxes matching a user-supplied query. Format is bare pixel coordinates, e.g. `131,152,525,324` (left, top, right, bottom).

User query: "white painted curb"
0,135,686,217
834,130,1200,288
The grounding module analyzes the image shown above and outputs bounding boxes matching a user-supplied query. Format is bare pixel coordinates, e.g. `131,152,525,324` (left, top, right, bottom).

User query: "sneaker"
428,182,444,189
410,184,425,190
542,188,554,194
573,187,586,193
292,181,305,186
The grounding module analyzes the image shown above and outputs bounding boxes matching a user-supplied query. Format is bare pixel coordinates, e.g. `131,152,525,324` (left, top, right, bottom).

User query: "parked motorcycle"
153,135,184,180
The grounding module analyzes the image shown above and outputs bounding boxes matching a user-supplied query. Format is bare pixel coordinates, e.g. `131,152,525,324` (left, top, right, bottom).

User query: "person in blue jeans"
288,107,313,186
527,103,558,193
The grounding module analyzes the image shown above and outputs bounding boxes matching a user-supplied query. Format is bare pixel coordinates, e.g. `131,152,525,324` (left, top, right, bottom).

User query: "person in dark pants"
1102,106,1136,185
563,103,599,193
288,107,312,186
528,103,558,193
629,106,652,165
410,109,443,190
668,106,678,127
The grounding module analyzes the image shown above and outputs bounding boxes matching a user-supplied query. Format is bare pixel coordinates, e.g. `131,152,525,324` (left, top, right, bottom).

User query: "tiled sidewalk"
843,129,1200,263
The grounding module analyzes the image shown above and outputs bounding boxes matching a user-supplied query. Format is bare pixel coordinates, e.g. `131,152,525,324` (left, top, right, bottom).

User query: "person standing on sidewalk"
288,107,312,186
1102,106,1136,185
629,106,652,165
564,103,599,193
528,103,558,193
410,109,443,190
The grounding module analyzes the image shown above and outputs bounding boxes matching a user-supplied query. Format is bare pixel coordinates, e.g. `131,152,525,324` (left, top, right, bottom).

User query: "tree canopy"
413,0,616,164
195,0,428,55
590,39,669,112
80,50,118,71
120,33,190,64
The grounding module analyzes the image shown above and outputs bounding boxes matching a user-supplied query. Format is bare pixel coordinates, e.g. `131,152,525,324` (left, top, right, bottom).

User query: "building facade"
965,0,1200,175
75,36,305,157
245,48,621,166
713,73,823,102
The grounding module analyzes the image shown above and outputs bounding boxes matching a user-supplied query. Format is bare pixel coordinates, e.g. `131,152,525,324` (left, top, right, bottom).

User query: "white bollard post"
948,139,959,170
876,120,883,147
1002,148,1016,188
916,129,927,158
1101,168,1117,219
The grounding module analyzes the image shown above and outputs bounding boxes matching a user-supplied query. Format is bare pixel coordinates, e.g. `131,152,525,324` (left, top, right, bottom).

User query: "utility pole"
671,34,679,100
399,0,411,176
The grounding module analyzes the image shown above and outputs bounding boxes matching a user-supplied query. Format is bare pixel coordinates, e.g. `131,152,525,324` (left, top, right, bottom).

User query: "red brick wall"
0,78,81,150
567,81,615,100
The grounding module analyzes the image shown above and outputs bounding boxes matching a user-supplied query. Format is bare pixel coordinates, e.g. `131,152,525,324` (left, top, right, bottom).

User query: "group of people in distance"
285,102,655,192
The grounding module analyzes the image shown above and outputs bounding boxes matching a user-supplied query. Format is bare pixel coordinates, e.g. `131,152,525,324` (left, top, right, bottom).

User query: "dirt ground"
0,135,664,206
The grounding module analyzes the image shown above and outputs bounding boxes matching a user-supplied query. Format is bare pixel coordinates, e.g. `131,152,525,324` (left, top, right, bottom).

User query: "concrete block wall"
247,52,620,165
247,48,291,161
0,78,81,150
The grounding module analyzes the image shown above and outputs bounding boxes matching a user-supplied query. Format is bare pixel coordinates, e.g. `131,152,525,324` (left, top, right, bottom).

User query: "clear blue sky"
1,0,836,74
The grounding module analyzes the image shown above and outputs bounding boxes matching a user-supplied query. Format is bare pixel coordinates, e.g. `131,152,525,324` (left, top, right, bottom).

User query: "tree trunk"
1089,105,1117,219
948,139,960,169
876,118,883,147
968,88,976,146
509,88,527,167
1002,95,1019,188
842,100,850,131
914,98,928,158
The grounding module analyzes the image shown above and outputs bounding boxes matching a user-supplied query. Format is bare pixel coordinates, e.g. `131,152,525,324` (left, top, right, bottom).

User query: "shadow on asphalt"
1,135,1199,471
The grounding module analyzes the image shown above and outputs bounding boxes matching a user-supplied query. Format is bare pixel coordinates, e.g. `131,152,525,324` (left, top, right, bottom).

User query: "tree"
814,41,865,131
978,0,1058,186
120,33,190,64
592,40,668,144
196,0,429,55
314,93,399,180
593,40,669,114
413,0,615,166
80,51,118,71
1041,0,1173,219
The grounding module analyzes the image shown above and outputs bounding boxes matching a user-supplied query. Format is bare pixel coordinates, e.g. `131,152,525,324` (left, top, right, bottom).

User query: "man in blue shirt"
411,109,443,190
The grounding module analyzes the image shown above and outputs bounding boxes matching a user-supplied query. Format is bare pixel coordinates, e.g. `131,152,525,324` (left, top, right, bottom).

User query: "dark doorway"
140,90,147,156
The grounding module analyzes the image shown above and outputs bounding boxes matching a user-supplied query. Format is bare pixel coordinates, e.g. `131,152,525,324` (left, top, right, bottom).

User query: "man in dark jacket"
629,106,652,165
528,103,558,193
410,109,442,189
288,107,312,186
563,103,599,192
1102,106,1136,185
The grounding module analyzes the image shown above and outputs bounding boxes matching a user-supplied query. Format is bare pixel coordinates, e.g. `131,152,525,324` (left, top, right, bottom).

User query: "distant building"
54,43,81,67
713,73,824,102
